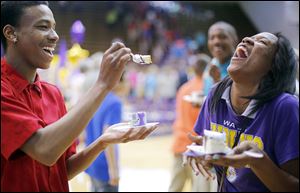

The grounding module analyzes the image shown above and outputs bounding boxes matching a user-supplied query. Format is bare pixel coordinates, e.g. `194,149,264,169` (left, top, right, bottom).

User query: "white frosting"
203,130,227,154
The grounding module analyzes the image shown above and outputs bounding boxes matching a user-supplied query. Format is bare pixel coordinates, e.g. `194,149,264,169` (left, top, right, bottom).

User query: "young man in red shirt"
1,1,157,191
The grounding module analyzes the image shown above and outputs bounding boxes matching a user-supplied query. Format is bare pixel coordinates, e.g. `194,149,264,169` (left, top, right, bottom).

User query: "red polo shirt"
1,58,76,192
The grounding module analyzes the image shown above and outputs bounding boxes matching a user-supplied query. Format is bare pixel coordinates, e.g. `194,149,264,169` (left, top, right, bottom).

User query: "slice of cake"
129,111,147,127
203,130,227,154
131,54,152,65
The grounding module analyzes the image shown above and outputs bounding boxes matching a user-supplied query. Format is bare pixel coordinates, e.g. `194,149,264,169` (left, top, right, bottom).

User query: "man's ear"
3,25,17,43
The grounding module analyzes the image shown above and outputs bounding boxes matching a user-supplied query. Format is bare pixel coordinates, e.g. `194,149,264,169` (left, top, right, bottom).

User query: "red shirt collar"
1,57,42,96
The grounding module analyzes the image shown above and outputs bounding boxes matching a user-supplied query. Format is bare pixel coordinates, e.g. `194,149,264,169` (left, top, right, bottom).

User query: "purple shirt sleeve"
272,95,299,165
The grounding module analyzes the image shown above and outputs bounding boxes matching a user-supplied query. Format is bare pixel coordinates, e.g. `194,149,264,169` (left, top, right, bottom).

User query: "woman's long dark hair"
209,33,297,116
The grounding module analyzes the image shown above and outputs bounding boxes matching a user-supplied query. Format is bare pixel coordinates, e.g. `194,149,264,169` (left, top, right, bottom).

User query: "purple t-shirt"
194,86,299,192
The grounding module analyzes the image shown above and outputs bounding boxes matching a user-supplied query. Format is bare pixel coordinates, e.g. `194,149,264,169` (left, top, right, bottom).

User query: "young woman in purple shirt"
186,32,299,192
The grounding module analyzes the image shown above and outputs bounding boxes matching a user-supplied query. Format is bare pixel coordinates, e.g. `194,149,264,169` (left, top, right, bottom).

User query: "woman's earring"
13,38,17,44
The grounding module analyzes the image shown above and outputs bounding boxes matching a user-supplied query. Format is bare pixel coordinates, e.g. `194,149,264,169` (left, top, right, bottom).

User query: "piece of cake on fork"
131,54,152,65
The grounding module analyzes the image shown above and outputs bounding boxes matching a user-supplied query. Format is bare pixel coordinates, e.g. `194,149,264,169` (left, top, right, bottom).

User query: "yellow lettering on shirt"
228,129,236,148
217,124,223,133
222,127,229,145
209,121,264,150
252,136,264,150
211,122,217,132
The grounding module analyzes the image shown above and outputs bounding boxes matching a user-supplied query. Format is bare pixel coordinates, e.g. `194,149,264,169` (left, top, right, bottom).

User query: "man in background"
203,21,238,96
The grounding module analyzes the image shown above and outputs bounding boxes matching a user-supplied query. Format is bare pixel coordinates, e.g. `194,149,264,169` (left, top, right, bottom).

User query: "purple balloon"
70,20,85,44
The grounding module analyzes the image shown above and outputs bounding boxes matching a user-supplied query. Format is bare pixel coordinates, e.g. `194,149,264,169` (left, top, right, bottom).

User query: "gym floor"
68,134,192,192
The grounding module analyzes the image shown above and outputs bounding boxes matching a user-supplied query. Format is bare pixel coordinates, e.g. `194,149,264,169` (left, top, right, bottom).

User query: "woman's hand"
205,141,264,168
183,133,215,180
184,155,216,180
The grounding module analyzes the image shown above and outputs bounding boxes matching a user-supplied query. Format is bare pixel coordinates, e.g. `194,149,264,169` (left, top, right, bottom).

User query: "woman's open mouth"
232,46,249,59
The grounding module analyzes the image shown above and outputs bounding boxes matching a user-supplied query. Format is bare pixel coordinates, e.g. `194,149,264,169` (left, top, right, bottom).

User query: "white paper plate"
186,145,205,153
183,95,195,102
183,95,205,104
186,145,231,156
110,122,160,131
243,151,264,158
186,144,263,158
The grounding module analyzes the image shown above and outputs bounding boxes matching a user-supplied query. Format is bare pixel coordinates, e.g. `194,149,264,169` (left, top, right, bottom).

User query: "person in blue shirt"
85,74,126,192
203,21,238,96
